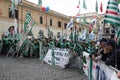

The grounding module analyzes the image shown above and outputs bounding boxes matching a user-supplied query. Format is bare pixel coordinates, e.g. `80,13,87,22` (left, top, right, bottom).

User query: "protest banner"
83,51,120,80
44,48,71,68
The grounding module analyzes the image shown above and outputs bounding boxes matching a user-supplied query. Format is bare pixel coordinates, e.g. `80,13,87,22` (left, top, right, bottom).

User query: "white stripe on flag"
109,0,118,3
105,14,120,18
108,3,119,8
14,18,17,34
104,18,120,24
67,18,73,30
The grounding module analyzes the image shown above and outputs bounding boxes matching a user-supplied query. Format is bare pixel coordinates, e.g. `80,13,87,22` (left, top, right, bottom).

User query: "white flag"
67,18,73,30
14,18,17,34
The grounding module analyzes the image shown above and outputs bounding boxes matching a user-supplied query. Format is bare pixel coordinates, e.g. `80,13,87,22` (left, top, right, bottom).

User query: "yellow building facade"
0,0,89,39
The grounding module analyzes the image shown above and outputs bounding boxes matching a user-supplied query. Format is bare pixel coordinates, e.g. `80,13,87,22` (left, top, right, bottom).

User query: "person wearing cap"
91,38,107,61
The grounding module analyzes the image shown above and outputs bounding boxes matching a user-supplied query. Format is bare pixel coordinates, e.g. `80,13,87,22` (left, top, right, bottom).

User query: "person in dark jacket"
105,49,120,70
92,39,116,62
92,38,107,61
103,39,116,61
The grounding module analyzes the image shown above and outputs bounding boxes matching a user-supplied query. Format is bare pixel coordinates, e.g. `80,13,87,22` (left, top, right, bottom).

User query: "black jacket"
94,49,111,62
105,49,120,70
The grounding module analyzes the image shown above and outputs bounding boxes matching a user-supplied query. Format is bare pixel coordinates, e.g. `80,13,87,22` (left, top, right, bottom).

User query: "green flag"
83,14,86,23
104,0,120,26
82,56,87,64
119,0,120,3
83,0,87,9
11,0,21,14
78,0,80,5
69,31,74,41
47,28,51,38
38,0,42,6
95,0,98,13
88,58,92,80
24,13,35,34
11,0,15,15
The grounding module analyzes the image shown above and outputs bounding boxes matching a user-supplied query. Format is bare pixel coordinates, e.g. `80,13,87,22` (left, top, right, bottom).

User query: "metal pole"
78,0,81,33
66,24,67,39
62,18,63,40
21,0,23,31
18,1,20,32
46,12,47,29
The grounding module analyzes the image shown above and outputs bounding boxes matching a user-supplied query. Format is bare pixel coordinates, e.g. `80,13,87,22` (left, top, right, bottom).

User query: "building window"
58,21,61,28
40,16,43,24
57,32,61,38
106,28,110,34
50,19,52,26
79,28,81,32
9,8,18,19
64,23,67,29
111,29,115,34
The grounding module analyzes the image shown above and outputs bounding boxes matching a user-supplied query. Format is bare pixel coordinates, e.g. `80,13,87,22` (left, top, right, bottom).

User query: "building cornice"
23,0,70,20
3,0,70,20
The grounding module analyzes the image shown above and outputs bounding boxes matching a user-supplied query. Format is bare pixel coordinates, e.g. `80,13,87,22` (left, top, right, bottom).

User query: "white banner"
43,48,71,68
83,51,120,80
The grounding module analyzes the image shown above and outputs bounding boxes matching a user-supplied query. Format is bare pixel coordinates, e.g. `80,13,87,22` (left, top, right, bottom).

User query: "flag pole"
78,0,81,38
12,0,17,41
20,0,23,32
62,18,63,41
66,25,67,40
46,12,47,30
18,1,20,32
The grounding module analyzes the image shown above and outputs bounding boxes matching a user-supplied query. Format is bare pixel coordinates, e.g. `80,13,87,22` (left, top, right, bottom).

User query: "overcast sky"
27,0,109,16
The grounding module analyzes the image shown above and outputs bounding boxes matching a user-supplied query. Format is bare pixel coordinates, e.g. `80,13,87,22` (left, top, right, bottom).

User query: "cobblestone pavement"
0,56,87,80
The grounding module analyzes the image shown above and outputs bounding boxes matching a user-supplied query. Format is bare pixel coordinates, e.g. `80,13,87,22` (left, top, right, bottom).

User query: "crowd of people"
1,25,120,78
90,35,120,78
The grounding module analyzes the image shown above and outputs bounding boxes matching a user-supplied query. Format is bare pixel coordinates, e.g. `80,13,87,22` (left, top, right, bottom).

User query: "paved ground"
0,56,87,80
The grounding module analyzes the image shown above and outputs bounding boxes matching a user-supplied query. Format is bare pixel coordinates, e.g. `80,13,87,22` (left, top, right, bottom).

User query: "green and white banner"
44,48,71,68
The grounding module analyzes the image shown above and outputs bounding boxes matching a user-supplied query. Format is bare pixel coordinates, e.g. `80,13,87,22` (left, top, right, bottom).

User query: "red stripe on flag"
76,13,80,16
89,24,93,33
77,5,79,8
21,30,23,33
100,2,103,12
106,10,118,15
93,15,96,18
83,65,87,68
93,64,96,69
